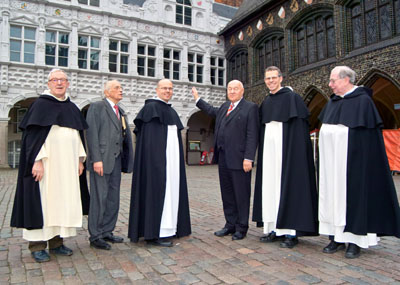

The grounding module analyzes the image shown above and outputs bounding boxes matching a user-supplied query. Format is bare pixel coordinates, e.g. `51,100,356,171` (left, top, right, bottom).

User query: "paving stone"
109,269,127,278
296,274,321,284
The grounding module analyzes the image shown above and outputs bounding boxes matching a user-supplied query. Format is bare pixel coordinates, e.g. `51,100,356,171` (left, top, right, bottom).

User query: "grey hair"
332,66,357,84
264,66,282,78
227,79,244,89
47,69,68,81
104,80,120,92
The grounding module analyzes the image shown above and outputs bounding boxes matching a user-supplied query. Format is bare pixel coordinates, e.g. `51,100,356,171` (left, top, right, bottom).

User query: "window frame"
188,52,204,83
176,0,192,26
109,39,129,74
210,56,225,86
45,30,70,67
10,25,36,64
137,44,156,77
78,34,101,70
163,48,181,80
227,49,248,85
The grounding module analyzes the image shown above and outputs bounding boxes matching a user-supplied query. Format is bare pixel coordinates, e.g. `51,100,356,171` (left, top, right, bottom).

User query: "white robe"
23,125,86,241
262,121,296,236
159,125,180,238
319,123,379,248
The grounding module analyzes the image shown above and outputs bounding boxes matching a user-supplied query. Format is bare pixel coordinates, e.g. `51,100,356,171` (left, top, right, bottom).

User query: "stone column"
0,119,9,168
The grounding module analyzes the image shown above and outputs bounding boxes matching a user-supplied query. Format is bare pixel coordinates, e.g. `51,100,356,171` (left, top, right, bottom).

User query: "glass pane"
188,73,194,82
317,32,325,60
91,60,99,70
79,59,87,69
121,42,129,52
173,62,179,72
188,53,194,62
109,63,117,72
352,15,363,48
10,51,20,62
120,64,128,74
79,35,88,46
196,65,203,75
211,69,215,85
59,57,68,67
197,74,203,83
59,33,69,44
173,71,179,80
184,15,192,26
184,0,191,5
45,45,56,55
177,0,183,4
24,52,35,63
148,46,155,56
78,0,88,3
176,14,183,24
121,55,128,64
24,28,36,40
164,49,171,58
148,58,155,68
379,4,391,39
10,40,21,52
298,37,306,66
327,27,335,57
138,66,144,75
138,57,145,67
365,0,375,11
90,0,100,6
91,51,99,61
366,10,377,44
164,69,170,79
395,0,400,35
173,51,180,60
210,57,216,66
10,26,22,38
176,5,183,14
59,47,68,57
91,37,100,48
188,65,194,74
197,54,203,64
164,61,170,70
307,33,315,63
46,31,56,42
138,45,145,55
109,53,117,64
24,42,35,53
109,41,118,51
45,55,55,65
185,7,192,15
148,68,155,77
218,58,224,67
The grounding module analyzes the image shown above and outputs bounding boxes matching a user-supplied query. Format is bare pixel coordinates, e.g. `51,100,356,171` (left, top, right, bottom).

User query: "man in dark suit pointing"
192,80,259,240
86,80,133,250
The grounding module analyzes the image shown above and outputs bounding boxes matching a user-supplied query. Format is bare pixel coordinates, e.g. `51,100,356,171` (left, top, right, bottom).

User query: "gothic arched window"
255,32,285,81
228,49,248,85
347,0,400,50
292,12,335,69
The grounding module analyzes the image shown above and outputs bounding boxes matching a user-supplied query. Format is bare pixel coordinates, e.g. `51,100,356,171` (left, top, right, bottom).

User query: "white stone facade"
0,0,234,167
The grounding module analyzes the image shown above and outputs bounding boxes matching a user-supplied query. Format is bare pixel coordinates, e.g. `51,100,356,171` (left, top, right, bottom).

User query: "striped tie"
226,103,234,116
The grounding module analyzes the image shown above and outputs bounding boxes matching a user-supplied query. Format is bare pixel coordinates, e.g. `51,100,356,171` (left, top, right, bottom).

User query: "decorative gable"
78,25,102,35
137,36,157,45
10,15,37,27
109,31,131,41
45,21,70,31
188,44,205,53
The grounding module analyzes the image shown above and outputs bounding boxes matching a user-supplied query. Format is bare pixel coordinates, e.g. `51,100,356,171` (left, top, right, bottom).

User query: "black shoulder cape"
128,99,191,242
11,95,90,229
320,87,400,237
253,88,318,236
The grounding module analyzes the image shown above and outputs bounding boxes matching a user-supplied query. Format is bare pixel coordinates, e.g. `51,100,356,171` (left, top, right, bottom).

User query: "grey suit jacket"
86,99,133,174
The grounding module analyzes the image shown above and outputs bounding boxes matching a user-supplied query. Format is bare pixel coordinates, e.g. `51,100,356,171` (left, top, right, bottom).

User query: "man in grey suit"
86,80,133,250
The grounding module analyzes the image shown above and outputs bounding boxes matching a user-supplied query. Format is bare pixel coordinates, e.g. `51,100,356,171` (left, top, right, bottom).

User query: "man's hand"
243,159,253,172
79,162,84,176
192,87,199,101
93,161,104,176
32,160,44,182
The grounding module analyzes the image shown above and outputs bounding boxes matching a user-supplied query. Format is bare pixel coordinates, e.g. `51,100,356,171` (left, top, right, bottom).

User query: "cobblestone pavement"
1,166,400,284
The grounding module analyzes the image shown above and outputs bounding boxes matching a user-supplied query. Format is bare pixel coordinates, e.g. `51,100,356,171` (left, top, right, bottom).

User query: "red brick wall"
214,0,244,7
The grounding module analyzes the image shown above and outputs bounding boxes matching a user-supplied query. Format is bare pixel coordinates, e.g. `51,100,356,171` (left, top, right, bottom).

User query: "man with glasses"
192,80,259,240
318,65,400,258
252,66,318,249
86,80,134,250
128,79,191,247
11,69,89,262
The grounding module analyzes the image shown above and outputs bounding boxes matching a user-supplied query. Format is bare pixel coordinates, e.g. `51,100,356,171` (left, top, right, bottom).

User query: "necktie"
113,105,120,120
226,103,234,116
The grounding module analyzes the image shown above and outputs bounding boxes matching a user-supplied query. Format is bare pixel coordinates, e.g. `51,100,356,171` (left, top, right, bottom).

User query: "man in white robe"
11,69,89,262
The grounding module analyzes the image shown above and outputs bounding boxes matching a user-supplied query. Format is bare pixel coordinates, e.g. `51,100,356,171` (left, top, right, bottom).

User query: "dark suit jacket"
86,99,133,174
196,98,259,170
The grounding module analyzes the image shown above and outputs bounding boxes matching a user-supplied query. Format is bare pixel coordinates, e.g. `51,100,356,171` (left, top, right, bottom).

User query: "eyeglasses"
49,78,68,83
265,76,280,81
329,78,341,84
159,87,173,91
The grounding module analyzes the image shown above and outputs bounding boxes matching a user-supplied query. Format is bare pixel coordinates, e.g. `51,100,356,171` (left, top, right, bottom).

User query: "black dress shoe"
147,238,173,247
232,232,246,240
90,238,111,250
280,237,299,248
323,241,346,254
214,228,235,237
50,245,73,256
345,243,360,259
260,232,285,243
31,250,50,263
104,234,124,243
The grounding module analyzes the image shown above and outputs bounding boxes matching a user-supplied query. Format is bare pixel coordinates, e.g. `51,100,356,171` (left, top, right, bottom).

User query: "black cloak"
253,87,318,236
10,95,89,230
128,99,191,242
319,86,400,237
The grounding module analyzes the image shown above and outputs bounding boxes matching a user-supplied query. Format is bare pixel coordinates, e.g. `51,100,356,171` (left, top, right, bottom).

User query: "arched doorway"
186,111,215,165
304,88,328,132
8,98,36,168
367,77,400,129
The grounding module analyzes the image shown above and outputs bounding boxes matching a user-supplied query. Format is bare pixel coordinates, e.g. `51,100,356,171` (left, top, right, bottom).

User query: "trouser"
218,151,251,233
88,155,122,242
28,235,63,252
